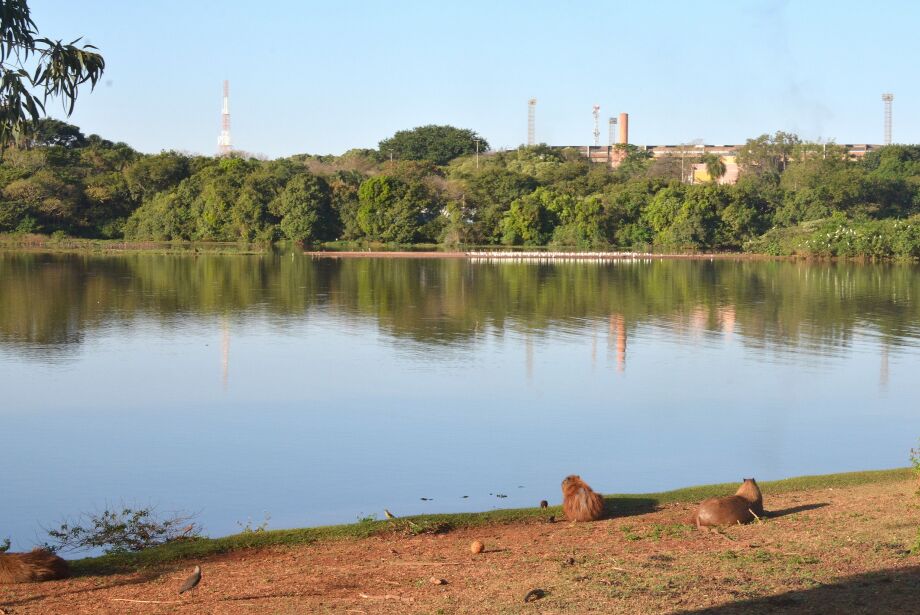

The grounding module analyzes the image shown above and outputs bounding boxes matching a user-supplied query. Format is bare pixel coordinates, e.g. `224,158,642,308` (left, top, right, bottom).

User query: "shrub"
43,506,200,554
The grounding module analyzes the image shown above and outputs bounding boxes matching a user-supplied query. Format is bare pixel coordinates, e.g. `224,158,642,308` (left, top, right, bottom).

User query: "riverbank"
2,233,916,262
3,468,916,613
304,249,777,261
1,234,754,259
0,234,271,255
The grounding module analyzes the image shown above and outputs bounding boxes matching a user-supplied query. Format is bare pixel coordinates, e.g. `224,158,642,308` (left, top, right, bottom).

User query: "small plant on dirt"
0,537,9,553
405,519,453,536
237,513,271,534
43,505,200,554
910,439,920,495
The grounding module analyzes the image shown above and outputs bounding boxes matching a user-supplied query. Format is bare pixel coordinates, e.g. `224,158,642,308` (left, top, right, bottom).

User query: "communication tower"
218,80,232,156
527,98,537,146
592,105,600,146
882,92,893,145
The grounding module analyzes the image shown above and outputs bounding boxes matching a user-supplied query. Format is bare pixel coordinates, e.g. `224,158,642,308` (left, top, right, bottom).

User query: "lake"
2,252,918,551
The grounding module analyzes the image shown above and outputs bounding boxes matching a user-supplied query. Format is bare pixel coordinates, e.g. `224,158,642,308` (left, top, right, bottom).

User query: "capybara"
0,549,69,583
694,478,764,528
561,475,605,522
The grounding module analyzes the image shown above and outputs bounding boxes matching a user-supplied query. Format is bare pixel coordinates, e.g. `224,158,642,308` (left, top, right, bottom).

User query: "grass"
70,467,911,576
0,233,272,255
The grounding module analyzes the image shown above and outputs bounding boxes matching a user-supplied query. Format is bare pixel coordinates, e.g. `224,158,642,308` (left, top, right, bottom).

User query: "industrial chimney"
618,112,629,145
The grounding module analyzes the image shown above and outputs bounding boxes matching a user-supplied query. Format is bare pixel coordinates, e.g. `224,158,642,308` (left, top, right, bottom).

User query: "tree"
26,118,85,148
612,144,653,181
0,0,105,145
356,175,432,243
551,195,610,248
736,131,801,180
272,173,333,243
702,154,726,183
123,152,191,202
499,187,565,245
462,167,537,243
379,125,488,166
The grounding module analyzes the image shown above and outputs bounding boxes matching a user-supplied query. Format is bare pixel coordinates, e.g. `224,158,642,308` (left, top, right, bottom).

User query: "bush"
911,440,920,496
43,506,200,554
744,215,920,259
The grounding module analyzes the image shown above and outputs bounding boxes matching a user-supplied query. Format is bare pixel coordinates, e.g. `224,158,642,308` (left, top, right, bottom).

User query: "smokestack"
618,112,629,145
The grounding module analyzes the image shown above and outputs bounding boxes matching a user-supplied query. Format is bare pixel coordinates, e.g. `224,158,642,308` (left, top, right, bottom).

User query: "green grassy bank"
71,467,912,576
0,233,271,255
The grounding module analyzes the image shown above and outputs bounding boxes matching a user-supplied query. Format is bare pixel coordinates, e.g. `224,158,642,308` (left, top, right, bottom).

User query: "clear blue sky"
33,0,920,157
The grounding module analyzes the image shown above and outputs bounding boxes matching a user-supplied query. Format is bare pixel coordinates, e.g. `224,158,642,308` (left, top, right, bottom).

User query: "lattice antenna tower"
527,98,537,146
592,105,600,146
608,116,617,146
882,92,893,145
218,80,232,156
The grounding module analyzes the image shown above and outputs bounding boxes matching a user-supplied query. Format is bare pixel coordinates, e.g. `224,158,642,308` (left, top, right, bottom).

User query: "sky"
32,0,920,158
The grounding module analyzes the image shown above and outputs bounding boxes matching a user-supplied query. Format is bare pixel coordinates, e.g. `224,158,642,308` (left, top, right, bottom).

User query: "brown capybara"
561,475,605,522
694,478,764,528
0,549,69,583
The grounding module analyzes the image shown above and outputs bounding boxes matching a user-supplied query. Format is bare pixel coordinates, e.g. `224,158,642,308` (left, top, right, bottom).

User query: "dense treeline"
1,120,919,257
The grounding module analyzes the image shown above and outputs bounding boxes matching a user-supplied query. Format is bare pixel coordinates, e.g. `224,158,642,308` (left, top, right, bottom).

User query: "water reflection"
1,253,919,551
1,253,918,362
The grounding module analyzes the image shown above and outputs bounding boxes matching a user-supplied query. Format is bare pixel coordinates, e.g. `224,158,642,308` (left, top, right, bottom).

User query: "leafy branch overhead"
0,0,105,146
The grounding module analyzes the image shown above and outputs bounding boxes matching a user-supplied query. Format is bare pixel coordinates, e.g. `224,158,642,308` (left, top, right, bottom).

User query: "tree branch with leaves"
0,0,104,146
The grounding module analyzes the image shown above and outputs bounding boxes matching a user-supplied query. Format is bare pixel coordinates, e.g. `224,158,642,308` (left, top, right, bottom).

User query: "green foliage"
500,187,564,245
551,195,610,248
747,214,920,258
736,131,801,180
0,537,9,553
272,173,333,243
0,0,105,146
356,175,434,243
237,513,271,534
1,118,920,258
26,118,85,148
612,144,653,181
910,440,920,496
703,153,726,182
43,506,200,554
123,152,190,202
379,125,488,166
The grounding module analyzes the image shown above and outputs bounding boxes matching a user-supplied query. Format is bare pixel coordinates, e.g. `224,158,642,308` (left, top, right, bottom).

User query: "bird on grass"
384,509,397,519
178,565,201,594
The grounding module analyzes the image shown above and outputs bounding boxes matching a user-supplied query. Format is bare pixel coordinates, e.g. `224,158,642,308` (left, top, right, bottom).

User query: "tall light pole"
882,93,894,145
474,138,480,169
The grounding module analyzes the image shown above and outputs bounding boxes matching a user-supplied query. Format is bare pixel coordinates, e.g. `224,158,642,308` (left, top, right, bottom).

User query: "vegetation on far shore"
2,121,920,260
69,467,912,576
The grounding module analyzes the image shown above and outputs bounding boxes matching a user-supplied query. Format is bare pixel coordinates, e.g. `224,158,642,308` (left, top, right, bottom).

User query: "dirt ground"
3,480,919,614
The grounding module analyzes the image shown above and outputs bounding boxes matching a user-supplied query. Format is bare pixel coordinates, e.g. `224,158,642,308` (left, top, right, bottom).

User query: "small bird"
523,588,546,603
178,565,201,594
384,509,396,519
540,500,548,509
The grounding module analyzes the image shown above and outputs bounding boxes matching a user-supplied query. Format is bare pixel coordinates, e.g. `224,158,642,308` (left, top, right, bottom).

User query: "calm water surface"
1,253,918,550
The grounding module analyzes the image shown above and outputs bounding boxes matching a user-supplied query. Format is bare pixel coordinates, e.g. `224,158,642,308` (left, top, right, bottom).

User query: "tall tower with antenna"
608,116,617,146
218,80,232,156
527,98,537,146
592,105,600,146
882,92,893,145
